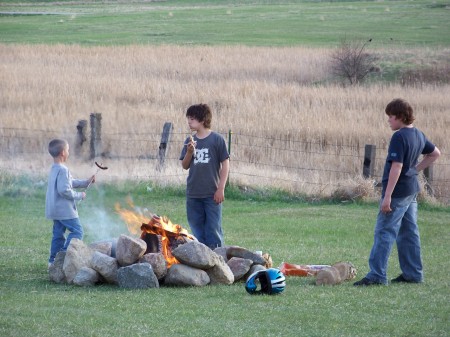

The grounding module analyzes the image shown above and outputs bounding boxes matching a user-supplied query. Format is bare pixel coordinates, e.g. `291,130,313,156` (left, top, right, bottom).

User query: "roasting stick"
86,162,108,190
79,162,108,204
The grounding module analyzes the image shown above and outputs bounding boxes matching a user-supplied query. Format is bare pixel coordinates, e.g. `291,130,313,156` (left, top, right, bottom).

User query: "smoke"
81,194,156,243
83,207,128,243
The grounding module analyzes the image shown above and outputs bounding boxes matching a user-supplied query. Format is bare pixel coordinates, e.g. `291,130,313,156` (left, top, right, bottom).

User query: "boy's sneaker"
391,274,421,284
47,262,53,271
353,277,383,286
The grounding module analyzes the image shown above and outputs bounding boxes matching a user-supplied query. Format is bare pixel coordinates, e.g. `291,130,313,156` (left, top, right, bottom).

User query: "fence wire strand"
1,127,449,202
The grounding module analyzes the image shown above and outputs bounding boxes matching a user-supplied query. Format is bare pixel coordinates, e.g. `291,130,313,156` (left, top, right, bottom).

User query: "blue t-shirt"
179,131,229,198
382,127,435,198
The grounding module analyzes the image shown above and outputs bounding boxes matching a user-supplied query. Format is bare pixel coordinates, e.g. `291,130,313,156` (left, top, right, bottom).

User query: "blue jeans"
49,218,83,263
366,194,422,284
186,197,224,249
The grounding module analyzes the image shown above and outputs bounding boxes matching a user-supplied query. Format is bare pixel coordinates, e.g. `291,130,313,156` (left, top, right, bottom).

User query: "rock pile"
48,234,272,289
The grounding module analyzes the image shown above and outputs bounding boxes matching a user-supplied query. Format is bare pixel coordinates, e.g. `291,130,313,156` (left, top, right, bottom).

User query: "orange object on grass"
279,262,331,277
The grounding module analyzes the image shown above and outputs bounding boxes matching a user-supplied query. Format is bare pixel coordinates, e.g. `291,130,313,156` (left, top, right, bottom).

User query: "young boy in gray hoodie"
45,139,94,267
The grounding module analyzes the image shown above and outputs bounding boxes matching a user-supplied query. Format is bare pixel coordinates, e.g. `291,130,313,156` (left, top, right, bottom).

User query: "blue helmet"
245,268,286,295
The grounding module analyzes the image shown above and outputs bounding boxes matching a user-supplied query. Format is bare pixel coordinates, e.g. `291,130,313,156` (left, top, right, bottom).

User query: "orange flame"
114,203,148,235
141,215,186,267
115,199,194,267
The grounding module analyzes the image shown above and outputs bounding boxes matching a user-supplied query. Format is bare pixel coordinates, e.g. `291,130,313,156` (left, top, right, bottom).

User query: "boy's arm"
72,177,93,189
181,151,193,170
416,147,441,172
381,161,403,214
214,158,230,204
57,170,85,201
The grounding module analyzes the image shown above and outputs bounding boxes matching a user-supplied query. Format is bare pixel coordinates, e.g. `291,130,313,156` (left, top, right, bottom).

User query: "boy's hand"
85,175,96,190
381,196,392,213
81,192,86,200
214,188,225,204
187,136,196,154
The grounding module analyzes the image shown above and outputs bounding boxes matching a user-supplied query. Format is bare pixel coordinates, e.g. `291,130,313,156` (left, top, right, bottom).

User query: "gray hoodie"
45,163,89,220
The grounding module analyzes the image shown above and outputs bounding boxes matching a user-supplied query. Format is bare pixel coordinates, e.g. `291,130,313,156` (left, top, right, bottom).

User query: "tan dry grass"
1,44,449,201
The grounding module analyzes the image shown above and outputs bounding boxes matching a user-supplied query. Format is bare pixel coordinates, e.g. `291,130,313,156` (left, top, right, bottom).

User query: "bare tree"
330,38,377,85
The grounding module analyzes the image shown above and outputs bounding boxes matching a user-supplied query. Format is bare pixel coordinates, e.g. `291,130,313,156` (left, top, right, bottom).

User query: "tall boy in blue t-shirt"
354,98,440,286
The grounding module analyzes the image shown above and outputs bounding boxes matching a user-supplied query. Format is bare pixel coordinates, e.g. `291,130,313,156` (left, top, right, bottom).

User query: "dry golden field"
1,44,449,202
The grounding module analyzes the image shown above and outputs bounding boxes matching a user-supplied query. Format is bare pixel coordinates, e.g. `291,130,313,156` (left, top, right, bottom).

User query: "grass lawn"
1,0,449,335
0,177,449,336
0,0,449,47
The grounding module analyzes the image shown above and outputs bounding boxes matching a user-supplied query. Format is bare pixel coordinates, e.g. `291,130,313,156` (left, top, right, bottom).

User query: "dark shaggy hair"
385,98,415,125
186,104,212,129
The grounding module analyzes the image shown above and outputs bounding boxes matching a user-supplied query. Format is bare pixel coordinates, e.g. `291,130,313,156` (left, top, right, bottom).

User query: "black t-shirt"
382,127,435,198
180,131,229,198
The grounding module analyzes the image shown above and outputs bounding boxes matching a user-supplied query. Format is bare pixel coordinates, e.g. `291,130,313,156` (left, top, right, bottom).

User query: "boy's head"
48,139,68,158
186,104,212,129
385,98,415,125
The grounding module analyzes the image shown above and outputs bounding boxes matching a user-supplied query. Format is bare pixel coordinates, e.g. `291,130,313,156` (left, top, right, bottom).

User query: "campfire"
115,201,196,267
48,198,273,289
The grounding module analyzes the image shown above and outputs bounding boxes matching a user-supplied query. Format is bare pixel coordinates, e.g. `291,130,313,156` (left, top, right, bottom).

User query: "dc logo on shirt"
194,148,210,164
390,152,397,158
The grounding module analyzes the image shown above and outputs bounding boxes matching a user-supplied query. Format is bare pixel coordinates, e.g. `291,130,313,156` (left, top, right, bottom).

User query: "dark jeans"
186,197,224,249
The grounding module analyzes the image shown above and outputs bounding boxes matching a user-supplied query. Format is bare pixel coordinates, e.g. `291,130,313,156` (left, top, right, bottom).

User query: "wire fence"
1,126,449,204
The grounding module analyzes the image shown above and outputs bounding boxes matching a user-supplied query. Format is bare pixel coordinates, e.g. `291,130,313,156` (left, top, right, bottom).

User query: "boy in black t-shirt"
354,98,440,286
180,104,230,249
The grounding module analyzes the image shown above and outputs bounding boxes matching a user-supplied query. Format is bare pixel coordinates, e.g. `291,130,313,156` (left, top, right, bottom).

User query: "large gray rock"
89,238,118,257
139,253,167,280
206,255,234,285
63,239,95,284
213,246,228,262
226,246,266,265
116,234,147,266
48,251,66,283
117,263,159,289
89,240,113,257
164,264,210,287
172,241,217,269
73,267,100,286
91,251,119,284
227,257,253,281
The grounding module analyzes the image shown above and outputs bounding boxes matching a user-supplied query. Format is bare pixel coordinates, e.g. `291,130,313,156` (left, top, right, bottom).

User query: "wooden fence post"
363,144,376,178
90,113,102,159
75,119,87,157
157,122,173,170
424,166,434,196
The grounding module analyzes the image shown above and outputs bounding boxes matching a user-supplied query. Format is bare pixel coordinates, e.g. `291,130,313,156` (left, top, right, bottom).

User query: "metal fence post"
226,129,232,187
